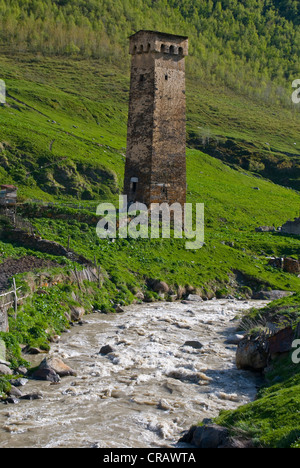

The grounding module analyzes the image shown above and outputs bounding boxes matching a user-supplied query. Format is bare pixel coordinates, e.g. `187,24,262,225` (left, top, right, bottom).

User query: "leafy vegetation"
1,0,300,106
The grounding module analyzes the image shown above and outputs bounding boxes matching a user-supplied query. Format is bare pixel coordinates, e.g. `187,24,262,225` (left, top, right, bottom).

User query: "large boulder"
151,280,170,294
135,291,145,301
31,367,60,383
180,424,230,448
236,336,268,371
252,290,293,300
268,327,294,358
70,306,85,322
0,364,12,376
43,357,77,377
32,357,76,381
186,294,203,302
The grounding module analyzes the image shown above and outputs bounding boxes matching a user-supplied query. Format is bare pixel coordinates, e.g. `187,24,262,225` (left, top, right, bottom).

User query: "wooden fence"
0,266,102,332
0,279,25,332
23,200,100,213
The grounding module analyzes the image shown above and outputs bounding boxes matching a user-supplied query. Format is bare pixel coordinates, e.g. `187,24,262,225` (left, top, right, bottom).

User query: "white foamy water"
0,299,267,448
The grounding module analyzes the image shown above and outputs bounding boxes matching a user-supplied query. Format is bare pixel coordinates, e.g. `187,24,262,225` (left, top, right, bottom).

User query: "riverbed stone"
23,346,46,355
186,294,203,302
252,290,293,300
113,304,125,313
0,364,12,376
183,340,203,349
180,424,230,448
37,357,77,378
15,366,28,376
236,336,268,371
100,345,114,355
225,334,245,345
5,396,20,405
31,367,61,383
9,378,28,387
8,386,23,398
135,291,144,301
70,306,85,322
20,393,43,401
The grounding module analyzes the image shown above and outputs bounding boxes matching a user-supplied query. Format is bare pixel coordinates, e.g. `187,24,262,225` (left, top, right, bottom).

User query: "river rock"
225,334,245,345
113,304,125,313
31,367,61,383
20,393,43,401
152,281,169,294
8,386,23,398
180,424,230,448
4,396,20,405
236,336,268,371
252,290,293,300
23,345,46,355
0,364,12,376
186,294,203,302
135,291,144,301
9,378,28,387
100,345,114,355
70,306,85,322
15,366,28,376
183,340,203,349
38,357,77,378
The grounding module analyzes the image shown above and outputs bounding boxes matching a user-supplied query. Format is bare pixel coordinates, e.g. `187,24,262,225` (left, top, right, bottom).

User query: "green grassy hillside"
1,53,300,200
0,53,300,297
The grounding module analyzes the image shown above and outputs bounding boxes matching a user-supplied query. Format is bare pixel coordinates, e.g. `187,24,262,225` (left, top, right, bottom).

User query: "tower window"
165,75,168,81
178,47,183,55
169,45,175,54
161,44,165,53
130,177,139,194
140,74,145,82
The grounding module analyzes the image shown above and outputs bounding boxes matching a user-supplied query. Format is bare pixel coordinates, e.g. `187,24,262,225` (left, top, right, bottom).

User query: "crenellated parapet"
129,30,188,57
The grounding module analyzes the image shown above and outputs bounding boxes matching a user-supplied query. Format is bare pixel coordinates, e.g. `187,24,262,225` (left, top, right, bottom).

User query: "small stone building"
281,217,300,235
268,257,300,274
0,185,17,206
123,30,188,207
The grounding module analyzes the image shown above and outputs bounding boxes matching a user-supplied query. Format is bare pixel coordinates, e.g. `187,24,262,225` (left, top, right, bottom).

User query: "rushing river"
0,299,267,448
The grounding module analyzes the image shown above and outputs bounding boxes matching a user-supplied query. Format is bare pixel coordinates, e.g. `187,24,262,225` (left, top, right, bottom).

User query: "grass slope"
0,53,300,199
0,53,300,296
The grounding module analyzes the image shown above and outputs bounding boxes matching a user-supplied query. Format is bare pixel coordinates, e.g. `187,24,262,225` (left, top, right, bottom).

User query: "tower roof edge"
129,30,188,41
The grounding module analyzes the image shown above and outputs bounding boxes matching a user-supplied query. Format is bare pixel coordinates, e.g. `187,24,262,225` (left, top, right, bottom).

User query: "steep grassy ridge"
0,54,300,199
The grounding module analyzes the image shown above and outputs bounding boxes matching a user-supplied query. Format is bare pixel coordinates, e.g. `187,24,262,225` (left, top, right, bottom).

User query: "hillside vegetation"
1,0,300,103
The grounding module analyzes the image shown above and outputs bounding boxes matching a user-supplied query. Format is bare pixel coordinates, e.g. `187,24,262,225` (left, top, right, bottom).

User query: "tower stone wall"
124,30,188,207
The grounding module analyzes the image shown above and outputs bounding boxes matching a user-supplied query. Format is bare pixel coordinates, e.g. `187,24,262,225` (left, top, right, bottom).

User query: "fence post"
74,265,82,291
13,277,18,319
97,265,101,288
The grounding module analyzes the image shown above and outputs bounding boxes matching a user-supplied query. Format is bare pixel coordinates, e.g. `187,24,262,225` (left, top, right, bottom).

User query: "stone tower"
124,30,188,207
